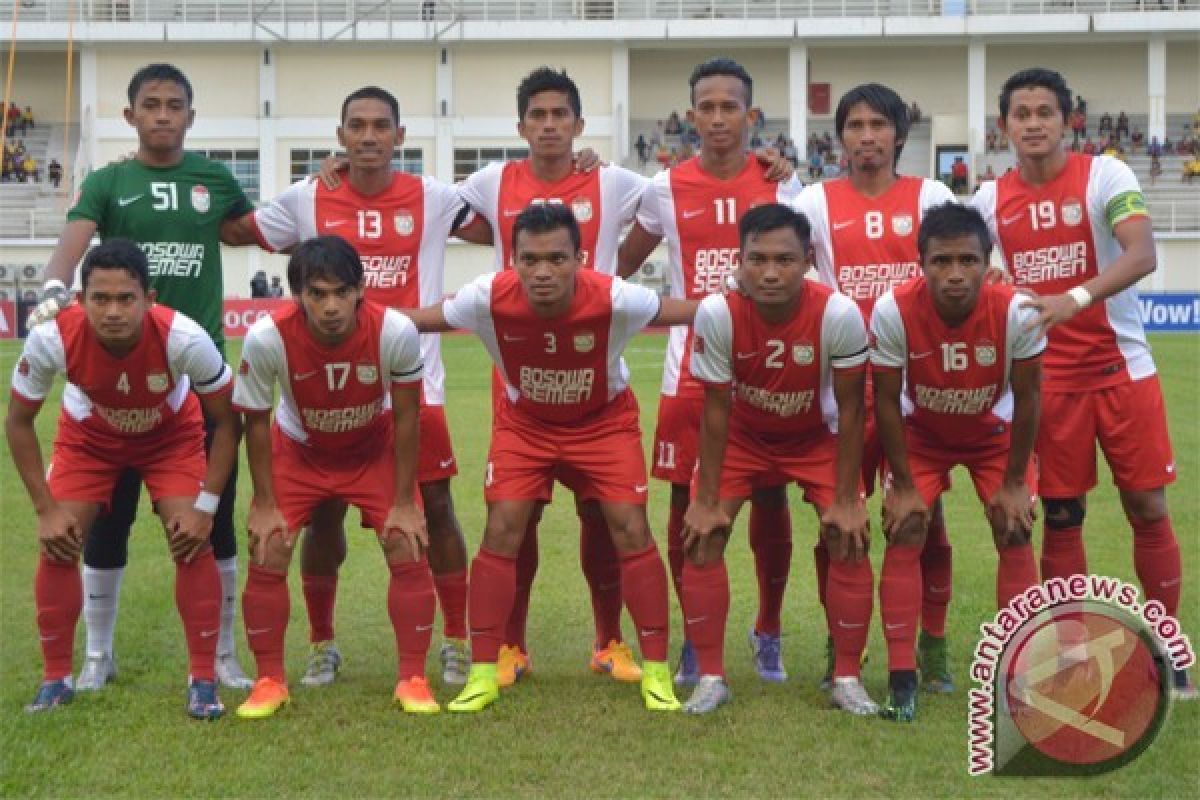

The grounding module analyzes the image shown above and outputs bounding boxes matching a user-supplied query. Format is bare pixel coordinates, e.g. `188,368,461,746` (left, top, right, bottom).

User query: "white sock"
82,566,124,657
216,557,239,657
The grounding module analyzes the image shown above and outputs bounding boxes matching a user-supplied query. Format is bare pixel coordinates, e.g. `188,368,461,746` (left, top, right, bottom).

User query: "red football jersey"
690,282,868,438
870,278,1045,446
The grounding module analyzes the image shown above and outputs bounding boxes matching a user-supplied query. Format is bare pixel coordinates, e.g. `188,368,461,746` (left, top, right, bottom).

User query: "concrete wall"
274,45,438,119
95,46,260,118
1,51,75,124
629,48,789,120
452,45,613,120
808,46,969,117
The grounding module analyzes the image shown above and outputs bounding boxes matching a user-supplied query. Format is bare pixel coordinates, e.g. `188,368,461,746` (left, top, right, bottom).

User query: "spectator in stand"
1115,111,1129,141
1070,109,1086,145
909,100,922,124
821,130,833,155
48,158,63,188
1162,136,1174,155
20,106,33,136
1074,94,1087,117
1130,126,1144,152
5,103,19,137
1149,153,1163,186
750,131,764,149
249,270,269,298
268,275,284,298
997,128,1009,150
808,149,822,181
1098,111,1113,137
782,137,798,168
981,164,996,182
1181,125,1196,155
1148,136,1162,158
807,132,820,160
949,155,969,193
665,111,682,135
23,153,38,182
1183,153,1200,184
986,129,997,152
635,133,648,167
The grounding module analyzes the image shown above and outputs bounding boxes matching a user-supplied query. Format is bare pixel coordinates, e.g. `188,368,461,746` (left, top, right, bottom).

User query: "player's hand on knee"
37,503,82,562
682,500,730,559
247,500,291,566
822,498,870,562
25,280,71,328
988,481,1035,547
381,501,428,558
167,508,214,562
315,154,349,189
882,485,929,543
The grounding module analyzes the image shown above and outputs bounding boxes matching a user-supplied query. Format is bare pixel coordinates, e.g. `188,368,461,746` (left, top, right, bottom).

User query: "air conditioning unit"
21,264,45,283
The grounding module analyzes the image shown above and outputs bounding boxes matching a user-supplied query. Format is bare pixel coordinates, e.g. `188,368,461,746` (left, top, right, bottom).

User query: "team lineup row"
8,57,1188,721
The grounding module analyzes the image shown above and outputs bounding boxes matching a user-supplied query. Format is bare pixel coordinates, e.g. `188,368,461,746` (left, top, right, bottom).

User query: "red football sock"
880,545,921,672
580,512,624,648
1040,525,1086,581
388,559,436,681
619,543,670,663
468,548,517,664
826,558,873,678
432,569,468,640
35,555,81,681
301,573,338,644
813,538,830,608
681,560,729,677
1132,517,1182,617
996,544,1038,609
666,500,687,606
242,564,290,683
175,550,221,682
504,521,538,652
748,502,792,637
920,518,952,638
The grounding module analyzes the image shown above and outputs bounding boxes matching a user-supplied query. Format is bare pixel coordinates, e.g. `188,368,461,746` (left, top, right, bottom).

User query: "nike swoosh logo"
634,485,648,494
736,352,758,360
293,371,318,380
503,209,523,217
416,624,434,631
199,630,219,638
1000,213,1024,226
682,209,705,219
909,351,932,360
324,219,350,228
246,627,271,636
455,690,491,703
118,194,144,207
833,220,855,230
502,334,525,342
686,616,708,625
928,585,951,594
885,623,906,631
837,620,865,629
87,594,109,600
1161,577,1182,588
439,459,455,469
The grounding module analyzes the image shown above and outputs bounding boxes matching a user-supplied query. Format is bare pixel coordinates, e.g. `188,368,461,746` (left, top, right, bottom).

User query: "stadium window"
289,148,425,183
454,146,529,181
190,149,260,202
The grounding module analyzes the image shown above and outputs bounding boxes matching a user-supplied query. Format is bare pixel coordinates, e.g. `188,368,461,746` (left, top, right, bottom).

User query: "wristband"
194,490,220,514
1067,286,1092,310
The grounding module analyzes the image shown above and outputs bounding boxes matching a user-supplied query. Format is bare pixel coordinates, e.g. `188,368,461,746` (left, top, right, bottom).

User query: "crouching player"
871,203,1043,722
405,204,697,713
681,204,873,715
232,236,438,718
7,239,238,718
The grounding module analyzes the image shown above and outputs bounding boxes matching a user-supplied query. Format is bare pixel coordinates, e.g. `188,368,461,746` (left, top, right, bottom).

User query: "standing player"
871,203,1043,722
681,204,870,715
221,86,478,687
29,64,254,691
618,58,804,687
232,236,439,718
7,239,238,719
405,204,697,713
972,68,1192,697
793,84,958,694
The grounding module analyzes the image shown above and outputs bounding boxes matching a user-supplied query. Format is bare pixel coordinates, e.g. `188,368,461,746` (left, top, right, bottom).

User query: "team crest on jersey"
1061,200,1083,227
574,332,595,353
394,211,415,236
356,364,379,385
975,341,997,367
571,198,593,223
238,360,250,376
190,185,211,214
793,342,815,366
146,372,169,393
17,357,30,376
891,214,914,236
693,335,705,355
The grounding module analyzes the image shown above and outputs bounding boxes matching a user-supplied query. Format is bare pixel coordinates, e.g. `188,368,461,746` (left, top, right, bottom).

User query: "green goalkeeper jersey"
67,152,254,353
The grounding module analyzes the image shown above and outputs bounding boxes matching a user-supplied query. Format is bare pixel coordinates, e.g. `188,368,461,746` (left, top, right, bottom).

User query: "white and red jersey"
251,172,464,404
870,278,1045,447
458,160,647,274
636,157,803,400
233,300,423,457
971,153,1153,390
690,282,867,438
11,304,230,440
795,176,954,319
442,268,661,425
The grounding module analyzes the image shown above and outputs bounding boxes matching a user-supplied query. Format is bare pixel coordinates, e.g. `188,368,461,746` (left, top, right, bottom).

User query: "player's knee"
608,512,652,553
482,515,526,557
1120,489,1168,524
886,521,926,550
574,497,605,525
1042,497,1085,529
421,481,458,535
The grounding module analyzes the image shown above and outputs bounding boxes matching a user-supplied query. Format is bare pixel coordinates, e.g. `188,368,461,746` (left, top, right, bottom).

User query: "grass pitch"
1,333,1197,798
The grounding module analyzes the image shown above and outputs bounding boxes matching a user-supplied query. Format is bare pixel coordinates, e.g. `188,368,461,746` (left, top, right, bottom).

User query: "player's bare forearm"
45,219,98,285
617,224,662,279
1005,358,1042,486
1081,216,1155,302
695,387,732,505
652,298,700,327
832,367,866,503
197,390,242,497
873,368,915,489
390,385,421,506
220,211,259,247
402,304,454,334
453,215,493,245
5,400,54,513
243,411,277,505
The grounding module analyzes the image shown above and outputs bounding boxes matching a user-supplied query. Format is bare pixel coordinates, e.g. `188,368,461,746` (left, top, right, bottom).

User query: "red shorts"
708,422,839,509
272,426,410,533
417,404,457,484
47,411,206,507
889,433,1038,508
1037,376,1176,497
485,391,649,505
651,393,703,484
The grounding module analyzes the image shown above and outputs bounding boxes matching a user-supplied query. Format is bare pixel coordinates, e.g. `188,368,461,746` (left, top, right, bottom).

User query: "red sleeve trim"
10,389,46,409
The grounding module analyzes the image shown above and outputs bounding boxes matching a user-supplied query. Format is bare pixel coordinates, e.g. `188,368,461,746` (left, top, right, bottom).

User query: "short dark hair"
999,68,1072,122
127,63,193,107
81,238,150,292
917,202,992,262
739,203,811,251
341,86,400,125
286,236,364,295
512,203,581,255
517,67,582,120
835,83,911,162
689,57,753,107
